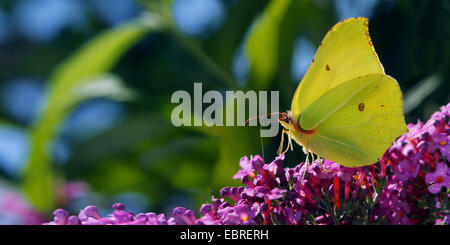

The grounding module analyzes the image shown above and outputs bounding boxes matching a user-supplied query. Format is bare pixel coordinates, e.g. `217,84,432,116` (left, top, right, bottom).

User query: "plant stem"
142,1,238,89
167,28,238,89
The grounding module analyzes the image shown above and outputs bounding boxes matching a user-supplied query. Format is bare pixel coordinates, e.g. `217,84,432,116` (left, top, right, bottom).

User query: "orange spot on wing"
358,103,365,111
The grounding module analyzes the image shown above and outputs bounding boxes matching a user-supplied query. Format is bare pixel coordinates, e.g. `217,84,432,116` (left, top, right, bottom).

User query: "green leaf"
71,73,137,102
84,158,148,195
22,19,155,212
204,0,269,72
403,74,441,114
210,126,260,189
273,0,336,106
245,0,292,90
209,99,260,189
65,113,172,176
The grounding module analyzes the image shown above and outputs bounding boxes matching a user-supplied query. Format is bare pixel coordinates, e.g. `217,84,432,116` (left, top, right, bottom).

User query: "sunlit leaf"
72,73,137,102
404,74,442,114
204,0,269,72
245,0,292,90
274,0,336,106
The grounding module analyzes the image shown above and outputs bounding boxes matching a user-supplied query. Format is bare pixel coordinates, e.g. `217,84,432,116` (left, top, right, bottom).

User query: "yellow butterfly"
278,17,407,168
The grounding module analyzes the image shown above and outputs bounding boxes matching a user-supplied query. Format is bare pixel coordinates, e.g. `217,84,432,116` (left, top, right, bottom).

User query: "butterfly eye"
279,113,289,122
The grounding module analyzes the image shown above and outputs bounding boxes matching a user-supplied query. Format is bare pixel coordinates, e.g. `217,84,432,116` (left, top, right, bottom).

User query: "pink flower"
394,159,420,181
233,156,256,180
425,162,450,194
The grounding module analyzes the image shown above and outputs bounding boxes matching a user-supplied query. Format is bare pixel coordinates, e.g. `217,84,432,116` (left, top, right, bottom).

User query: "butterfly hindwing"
303,74,407,167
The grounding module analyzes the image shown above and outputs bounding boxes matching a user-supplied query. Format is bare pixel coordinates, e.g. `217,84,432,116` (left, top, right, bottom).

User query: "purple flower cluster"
44,103,450,225
376,103,450,224
43,156,383,225
44,203,171,225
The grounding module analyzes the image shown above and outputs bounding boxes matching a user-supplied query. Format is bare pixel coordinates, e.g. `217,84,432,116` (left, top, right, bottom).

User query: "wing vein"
320,112,402,130
310,81,372,129
315,135,366,155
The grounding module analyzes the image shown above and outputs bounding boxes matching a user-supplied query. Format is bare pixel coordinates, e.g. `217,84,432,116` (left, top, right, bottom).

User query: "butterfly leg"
277,129,293,155
287,129,294,152
301,151,310,182
281,129,294,155
277,129,286,155
318,157,331,172
311,152,331,172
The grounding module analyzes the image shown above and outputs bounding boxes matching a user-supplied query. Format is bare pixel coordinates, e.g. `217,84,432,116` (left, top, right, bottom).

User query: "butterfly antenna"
245,115,260,126
245,112,282,126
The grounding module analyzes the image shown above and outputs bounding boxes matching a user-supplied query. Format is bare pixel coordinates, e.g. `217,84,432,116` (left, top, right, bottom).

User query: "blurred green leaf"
210,126,260,189
142,136,219,190
66,111,220,209
72,73,137,102
23,19,155,212
204,0,269,72
245,0,292,90
65,113,173,175
274,0,336,106
168,29,238,89
208,99,260,189
404,74,442,114
84,158,148,195
163,90,266,189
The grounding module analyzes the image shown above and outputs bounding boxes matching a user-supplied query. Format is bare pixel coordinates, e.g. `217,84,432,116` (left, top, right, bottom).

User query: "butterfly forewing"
291,17,385,122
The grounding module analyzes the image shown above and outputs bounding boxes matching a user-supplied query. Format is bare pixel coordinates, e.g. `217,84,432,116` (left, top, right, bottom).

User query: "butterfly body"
280,17,407,168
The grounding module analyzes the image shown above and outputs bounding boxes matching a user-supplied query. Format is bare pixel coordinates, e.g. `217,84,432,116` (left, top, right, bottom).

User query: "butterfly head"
278,111,293,130
279,111,316,135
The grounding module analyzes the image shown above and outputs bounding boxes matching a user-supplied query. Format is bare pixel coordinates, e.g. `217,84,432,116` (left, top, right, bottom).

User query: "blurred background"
0,0,448,224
